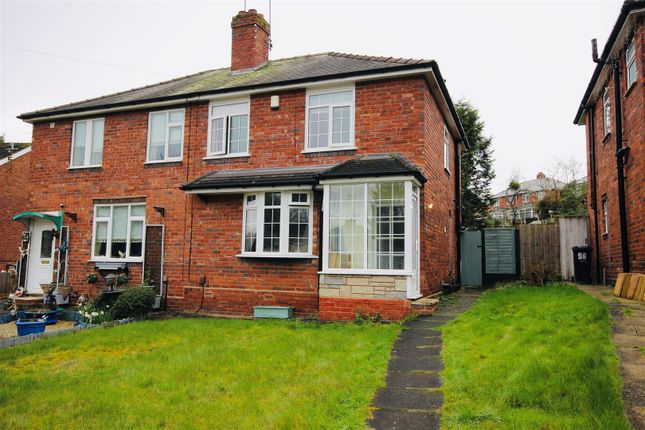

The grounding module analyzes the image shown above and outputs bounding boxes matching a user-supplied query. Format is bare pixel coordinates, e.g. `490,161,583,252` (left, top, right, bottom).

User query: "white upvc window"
322,179,418,275
241,190,313,257
602,87,611,137
443,125,450,171
147,109,185,163
92,203,145,261
304,86,355,152
207,99,250,158
522,193,529,204
602,197,609,235
626,39,637,89
70,118,104,168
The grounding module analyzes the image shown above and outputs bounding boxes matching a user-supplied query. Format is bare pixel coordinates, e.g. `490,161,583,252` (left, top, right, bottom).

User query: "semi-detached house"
14,9,468,320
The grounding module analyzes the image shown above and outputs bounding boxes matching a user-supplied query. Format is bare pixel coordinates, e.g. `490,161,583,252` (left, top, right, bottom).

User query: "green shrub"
110,287,155,319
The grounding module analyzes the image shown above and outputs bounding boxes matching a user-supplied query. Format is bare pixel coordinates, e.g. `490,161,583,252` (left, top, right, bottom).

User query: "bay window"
305,87,355,151
71,118,104,168
147,109,184,163
92,203,145,260
323,180,418,274
207,99,250,158
241,191,312,257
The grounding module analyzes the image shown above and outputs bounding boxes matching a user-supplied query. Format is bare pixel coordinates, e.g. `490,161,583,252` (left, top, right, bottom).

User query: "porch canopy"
13,211,63,230
181,154,426,195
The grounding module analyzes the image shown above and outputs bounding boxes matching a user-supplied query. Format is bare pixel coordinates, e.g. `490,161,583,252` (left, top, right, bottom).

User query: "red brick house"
574,0,644,283
490,172,565,225
0,143,32,269
14,9,467,320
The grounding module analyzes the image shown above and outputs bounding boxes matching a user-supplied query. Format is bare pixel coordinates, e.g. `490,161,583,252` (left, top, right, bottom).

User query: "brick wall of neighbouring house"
0,150,32,269
27,75,459,318
585,18,644,283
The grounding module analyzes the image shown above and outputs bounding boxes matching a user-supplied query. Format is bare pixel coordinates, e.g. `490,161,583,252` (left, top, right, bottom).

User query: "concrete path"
367,289,481,430
578,284,645,430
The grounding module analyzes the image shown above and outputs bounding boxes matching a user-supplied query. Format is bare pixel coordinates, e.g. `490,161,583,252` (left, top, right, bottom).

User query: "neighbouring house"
490,172,565,225
13,8,468,320
0,142,32,269
574,0,644,284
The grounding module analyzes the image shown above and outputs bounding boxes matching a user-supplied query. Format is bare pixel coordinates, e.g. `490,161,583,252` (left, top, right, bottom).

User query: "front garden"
440,283,630,429
0,318,399,429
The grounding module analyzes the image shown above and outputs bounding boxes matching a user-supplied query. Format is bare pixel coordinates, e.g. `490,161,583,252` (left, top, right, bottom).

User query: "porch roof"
181,154,426,194
13,211,63,230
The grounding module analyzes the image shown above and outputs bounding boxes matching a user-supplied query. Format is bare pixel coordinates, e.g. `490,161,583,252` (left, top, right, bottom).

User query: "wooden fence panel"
519,224,560,281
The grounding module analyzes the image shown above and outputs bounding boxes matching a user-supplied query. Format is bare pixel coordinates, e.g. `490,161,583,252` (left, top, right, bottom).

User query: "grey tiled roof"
20,52,433,120
181,154,425,191
319,154,426,183
0,142,31,160
492,177,566,198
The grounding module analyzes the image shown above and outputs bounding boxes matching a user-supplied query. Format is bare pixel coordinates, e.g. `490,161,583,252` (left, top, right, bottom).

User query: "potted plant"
86,273,98,284
115,273,129,287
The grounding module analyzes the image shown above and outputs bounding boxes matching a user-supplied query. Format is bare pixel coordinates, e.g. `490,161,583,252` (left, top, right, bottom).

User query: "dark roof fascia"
19,61,435,121
181,176,319,191
428,63,470,149
573,1,644,124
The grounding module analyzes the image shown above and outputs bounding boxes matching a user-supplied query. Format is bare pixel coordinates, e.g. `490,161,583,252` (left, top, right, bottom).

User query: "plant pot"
57,285,72,299
16,319,46,336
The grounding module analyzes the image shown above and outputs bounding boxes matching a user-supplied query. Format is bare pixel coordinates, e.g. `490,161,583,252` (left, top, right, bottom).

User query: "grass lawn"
441,283,629,430
0,318,400,429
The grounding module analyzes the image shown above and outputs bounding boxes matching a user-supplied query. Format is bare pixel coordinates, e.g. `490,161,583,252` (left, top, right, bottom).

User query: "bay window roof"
181,154,426,193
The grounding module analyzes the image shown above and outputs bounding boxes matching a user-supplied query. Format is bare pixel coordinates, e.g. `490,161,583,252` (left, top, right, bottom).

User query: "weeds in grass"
623,307,633,317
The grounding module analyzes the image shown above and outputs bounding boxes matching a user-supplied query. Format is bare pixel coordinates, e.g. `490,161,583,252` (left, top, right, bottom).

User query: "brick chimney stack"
231,9,270,73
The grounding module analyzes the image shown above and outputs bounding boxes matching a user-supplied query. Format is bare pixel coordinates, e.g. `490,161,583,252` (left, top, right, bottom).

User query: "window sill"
301,146,356,154
144,159,183,165
624,82,637,99
68,165,102,171
236,253,318,259
602,233,608,240
204,153,250,160
444,167,451,176
319,269,411,276
602,132,611,144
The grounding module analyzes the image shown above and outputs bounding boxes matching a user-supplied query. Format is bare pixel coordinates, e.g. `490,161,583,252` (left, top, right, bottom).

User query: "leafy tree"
506,179,521,225
457,100,495,230
557,181,587,216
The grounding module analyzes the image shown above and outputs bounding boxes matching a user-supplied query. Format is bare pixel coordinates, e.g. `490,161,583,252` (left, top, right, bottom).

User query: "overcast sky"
0,0,619,191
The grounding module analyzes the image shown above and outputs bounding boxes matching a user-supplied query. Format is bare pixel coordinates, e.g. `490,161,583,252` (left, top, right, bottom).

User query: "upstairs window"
626,39,637,89
92,203,145,261
443,126,450,171
71,118,104,168
242,191,312,257
522,193,529,204
305,87,355,151
147,109,184,163
602,87,611,137
207,100,250,158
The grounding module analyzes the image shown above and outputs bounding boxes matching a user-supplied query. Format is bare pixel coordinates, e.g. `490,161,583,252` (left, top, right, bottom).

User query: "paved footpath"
578,284,645,430
368,289,481,430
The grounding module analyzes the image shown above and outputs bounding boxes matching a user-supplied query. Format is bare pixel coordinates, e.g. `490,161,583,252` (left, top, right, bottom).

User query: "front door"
407,190,421,298
26,219,56,294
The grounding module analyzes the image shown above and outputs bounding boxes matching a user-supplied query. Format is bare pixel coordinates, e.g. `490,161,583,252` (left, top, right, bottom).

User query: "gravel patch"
0,320,75,340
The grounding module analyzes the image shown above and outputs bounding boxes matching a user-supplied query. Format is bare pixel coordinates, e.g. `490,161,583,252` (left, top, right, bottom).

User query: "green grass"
441,283,629,430
0,318,400,429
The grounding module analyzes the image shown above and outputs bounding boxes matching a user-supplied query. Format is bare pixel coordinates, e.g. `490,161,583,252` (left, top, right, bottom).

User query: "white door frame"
25,219,57,294
407,188,421,299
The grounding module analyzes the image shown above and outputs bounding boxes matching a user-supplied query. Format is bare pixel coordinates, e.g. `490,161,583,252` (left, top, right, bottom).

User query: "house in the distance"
0,141,32,269
490,172,565,225
13,8,468,320
574,0,643,283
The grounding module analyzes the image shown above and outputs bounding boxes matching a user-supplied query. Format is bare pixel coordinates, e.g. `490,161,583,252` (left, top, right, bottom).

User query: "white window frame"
602,87,611,137
522,193,529,204
146,108,185,163
443,125,450,172
626,38,637,89
206,98,250,159
240,190,314,258
321,177,420,276
91,203,146,262
303,85,355,153
602,198,609,235
70,118,104,169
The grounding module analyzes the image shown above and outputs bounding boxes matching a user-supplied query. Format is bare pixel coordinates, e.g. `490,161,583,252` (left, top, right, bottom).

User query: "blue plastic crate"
16,319,46,336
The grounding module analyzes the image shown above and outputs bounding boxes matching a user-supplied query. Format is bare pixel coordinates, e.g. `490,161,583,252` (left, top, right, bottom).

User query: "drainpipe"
587,105,601,282
454,143,462,283
612,61,630,273
588,106,602,282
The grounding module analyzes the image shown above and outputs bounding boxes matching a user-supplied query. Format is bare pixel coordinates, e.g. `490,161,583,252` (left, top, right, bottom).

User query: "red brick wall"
585,18,644,283
0,150,32,268
319,297,411,321
230,9,270,72
27,75,459,318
